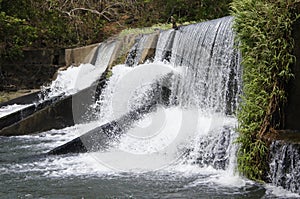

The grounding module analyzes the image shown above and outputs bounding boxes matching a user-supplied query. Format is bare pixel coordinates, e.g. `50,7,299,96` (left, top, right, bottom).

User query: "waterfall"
82,16,242,172
154,29,176,62
126,35,146,66
164,16,241,114
152,16,241,170
0,40,118,134
268,140,300,194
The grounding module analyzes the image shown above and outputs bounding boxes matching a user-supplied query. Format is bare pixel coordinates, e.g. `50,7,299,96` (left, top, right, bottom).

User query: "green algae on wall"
231,0,299,181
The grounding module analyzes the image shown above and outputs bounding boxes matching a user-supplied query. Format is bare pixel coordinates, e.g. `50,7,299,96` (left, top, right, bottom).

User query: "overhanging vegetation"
231,0,299,181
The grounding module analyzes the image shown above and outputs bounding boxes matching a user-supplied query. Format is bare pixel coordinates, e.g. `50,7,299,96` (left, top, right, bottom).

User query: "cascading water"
167,16,241,114
0,41,118,138
0,41,116,121
154,29,175,62
93,41,116,68
42,41,116,99
161,16,241,171
1,16,299,198
0,41,117,132
268,141,300,194
125,33,158,67
44,16,241,179
95,16,241,172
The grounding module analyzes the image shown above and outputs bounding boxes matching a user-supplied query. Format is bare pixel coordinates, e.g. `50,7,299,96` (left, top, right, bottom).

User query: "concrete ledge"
65,43,99,66
0,95,74,136
48,102,157,155
0,90,41,106
0,79,106,136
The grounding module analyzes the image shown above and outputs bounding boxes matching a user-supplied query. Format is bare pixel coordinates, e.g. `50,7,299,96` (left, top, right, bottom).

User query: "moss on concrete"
0,90,39,103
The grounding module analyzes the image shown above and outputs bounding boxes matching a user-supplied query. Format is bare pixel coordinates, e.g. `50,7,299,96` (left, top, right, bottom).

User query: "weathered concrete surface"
0,95,62,131
0,30,163,136
0,90,40,107
138,32,159,65
125,32,160,67
0,90,40,106
0,95,74,136
65,43,99,67
0,41,110,135
285,18,300,130
1,49,65,91
0,81,102,136
108,34,139,69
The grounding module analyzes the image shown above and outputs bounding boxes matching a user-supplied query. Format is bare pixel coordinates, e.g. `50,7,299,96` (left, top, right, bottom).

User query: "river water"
0,119,298,198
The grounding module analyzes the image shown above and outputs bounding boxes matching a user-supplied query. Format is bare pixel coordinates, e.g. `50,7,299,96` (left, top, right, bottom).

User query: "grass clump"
118,21,198,37
118,23,172,37
0,93,10,103
231,0,299,181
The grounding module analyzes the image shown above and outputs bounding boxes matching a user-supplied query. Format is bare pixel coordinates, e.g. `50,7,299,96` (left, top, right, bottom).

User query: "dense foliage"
0,1,36,59
231,0,299,181
0,0,232,60
0,0,106,59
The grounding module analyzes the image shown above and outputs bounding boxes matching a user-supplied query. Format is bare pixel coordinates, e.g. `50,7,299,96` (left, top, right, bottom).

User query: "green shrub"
231,0,299,181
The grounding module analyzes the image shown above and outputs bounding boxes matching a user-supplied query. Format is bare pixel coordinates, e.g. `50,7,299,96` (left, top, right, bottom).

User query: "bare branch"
69,8,101,15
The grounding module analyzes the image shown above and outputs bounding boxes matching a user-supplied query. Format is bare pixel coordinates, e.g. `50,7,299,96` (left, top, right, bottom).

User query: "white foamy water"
87,106,238,174
93,62,180,122
1,152,113,178
0,104,33,118
41,41,116,100
264,184,300,198
0,61,105,118
172,164,249,188
0,107,239,179
42,63,105,99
